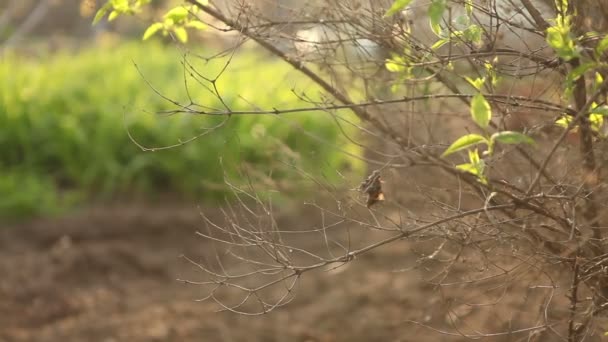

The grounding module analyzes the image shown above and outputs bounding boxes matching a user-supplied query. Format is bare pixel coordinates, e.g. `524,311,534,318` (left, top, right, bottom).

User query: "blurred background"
0,0,365,220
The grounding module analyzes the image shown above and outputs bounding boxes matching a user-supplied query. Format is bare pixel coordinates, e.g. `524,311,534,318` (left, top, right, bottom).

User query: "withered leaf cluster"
358,170,385,208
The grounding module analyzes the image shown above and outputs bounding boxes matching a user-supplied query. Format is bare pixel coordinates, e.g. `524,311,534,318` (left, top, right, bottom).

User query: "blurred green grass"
0,41,363,220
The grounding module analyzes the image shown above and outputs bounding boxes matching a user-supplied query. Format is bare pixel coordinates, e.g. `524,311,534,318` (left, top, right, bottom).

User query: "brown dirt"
0,203,579,342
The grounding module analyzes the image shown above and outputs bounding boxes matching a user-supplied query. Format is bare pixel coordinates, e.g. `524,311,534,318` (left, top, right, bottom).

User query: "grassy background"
0,41,363,219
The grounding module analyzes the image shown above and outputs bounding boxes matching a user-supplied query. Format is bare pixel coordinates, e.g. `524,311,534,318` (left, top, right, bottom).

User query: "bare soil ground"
0,202,577,342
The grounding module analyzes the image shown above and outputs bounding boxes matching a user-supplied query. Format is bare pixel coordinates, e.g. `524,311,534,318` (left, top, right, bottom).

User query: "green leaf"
554,0,568,12
164,6,189,23
196,0,209,5
428,0,446,36
456,163,478,174
546,15,579,61
108,10,120,21
441,134,488,157
571,62,595,80
465,76,485,90
590,113,604,132
589,105,605,133
186,20,207,30
478,175,488,185
431,38,449,50
143,23,163,40
468,148,480,164
555,115,573,128
456,149,488,184
92,3,111,25
465,0,473,16
463,24,482,44
385,61,403,72
484,60,499,86
384,0,413,17
470,93,491,129
563,63,594,99
491,131,535,145
454,15,470,27
172,26,188,43
590,105,608,116
594,72,604,93
111,0,128,10
385,55,406,72
596,35,608,56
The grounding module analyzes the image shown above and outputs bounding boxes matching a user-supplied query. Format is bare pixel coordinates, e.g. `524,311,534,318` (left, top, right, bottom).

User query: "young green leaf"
491,131,535,145
470,93,491,129
570,62,595,81
164,6,189,23
142,23,164,40
590,103,608,116
441,134,488,157
465,0,473,16
384,0,413,17
431,37,449,50
111,0,129,10
456,163,478,175
470,149,487,184
428,0,446,36
546,15,579,61
172,26,188,43
555,115,573,128
385,55,408,72
465,76,485,90
463,24,482,45
456,149,487,184
92,3,112,25
596,34,608,56
468,148,480,164
593,72,604,93
478,175,488,185
186,20,207,30
590,113,604,132
108,10,120,21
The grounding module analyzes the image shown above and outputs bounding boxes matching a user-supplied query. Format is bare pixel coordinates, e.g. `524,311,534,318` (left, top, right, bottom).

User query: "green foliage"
546,14,579,61
147,5,207,43
93,0,151,25
427,4,483,54
464,0,473,16
0,42,363,219
442,89,534,182
385,53,413,79
564,62,595,98
441,134,488,157
0,171,79,220
95,1,208,43
555,102,608,137
470,93,491,129
382,0,535,184
428,0,446,36
465,76,485,91
490,131,535,145
142,23,163,40
456,149,487,184
595,35,608,58
384,0,413,17
555,115,573,128
590,112,604,133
